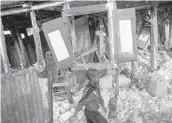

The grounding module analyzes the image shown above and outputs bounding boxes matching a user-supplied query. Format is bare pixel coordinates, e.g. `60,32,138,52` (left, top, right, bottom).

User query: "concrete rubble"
53,52,172,123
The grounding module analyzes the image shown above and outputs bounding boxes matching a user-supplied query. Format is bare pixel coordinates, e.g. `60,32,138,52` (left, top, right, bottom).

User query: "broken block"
60,112,73,122
99,75,113,89
119,75,131,87
147,75,166,97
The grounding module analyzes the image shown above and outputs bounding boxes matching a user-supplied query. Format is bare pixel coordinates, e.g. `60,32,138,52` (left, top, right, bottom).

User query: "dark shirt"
78,82,104,111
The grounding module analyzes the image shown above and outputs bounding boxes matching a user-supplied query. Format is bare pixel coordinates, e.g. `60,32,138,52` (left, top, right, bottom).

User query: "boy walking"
69,68,108,123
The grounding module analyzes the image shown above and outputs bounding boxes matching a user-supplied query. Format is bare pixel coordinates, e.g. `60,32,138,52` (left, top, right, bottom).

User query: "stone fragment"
77,112,85,120
60,107,66,114
135,117,143,123
99,75,113,89
60,112,73,122
119,90,127,100
147,75,166,97
53,119,61,123
170,116,172,121
119,75,131,87
61,103,70,111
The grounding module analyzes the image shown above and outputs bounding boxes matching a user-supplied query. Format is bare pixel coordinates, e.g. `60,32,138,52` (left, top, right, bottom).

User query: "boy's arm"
99,93,105,108
97,90,107,112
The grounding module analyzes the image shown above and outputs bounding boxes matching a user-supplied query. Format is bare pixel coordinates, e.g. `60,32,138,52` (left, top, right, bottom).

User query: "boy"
69,68,108,123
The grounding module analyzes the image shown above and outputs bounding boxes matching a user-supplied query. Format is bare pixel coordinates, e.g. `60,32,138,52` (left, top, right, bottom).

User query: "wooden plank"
25,72,34,123
28,71,36,123
0,20,10,73
30,10,45,70
30,71,40,123
33,71,45,123
15,74,26,123
22,73,32,123
1,1,65,16
1,77,10,123
10,75,20,123
75,45,98,59
5,77,14,123
128,4,152,10
19,74,31,123
45,52,54,123
64,4,108,16
10,76,24,123
151,5,158,71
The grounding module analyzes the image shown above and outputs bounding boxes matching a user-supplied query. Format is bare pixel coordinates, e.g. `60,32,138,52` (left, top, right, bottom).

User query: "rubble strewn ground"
53,51,172,123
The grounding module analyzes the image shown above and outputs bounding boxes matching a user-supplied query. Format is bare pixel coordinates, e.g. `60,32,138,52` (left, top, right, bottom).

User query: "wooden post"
62,2,77,52
0,20,10,73
108,0,117,60
107,0,118,119
168,18,172,50
164,22,170,50
15,26,27,68
151,5,158,71
45,52,55,123
70,16,77,52
62,2,72,47
131,61,134,83
30,10,45,70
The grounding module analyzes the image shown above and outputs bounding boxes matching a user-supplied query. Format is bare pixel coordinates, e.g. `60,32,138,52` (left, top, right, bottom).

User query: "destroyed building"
1,1,172,123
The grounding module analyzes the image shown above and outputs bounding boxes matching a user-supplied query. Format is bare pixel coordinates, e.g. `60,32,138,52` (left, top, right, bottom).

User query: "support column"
70,16,77,52
108,0,117,60
107,0,118,119
151,5,158,71
169,17,172,50
0,20,10,73
164,22,169,50
30,10,45,70
62,2,77,52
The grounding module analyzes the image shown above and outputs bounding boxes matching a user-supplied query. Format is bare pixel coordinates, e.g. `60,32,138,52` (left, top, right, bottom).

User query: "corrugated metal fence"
1,67,50,123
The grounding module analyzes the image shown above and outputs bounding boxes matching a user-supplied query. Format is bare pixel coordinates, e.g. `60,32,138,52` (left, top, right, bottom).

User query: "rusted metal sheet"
1,67,50,123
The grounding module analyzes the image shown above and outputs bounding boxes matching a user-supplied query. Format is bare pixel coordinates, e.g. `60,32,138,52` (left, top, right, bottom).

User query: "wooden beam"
1,1,65,16
30,10,45,70
63,4,108,16
130,4,152,10
0,20,10,73
151,5,158,71
75,45,98,59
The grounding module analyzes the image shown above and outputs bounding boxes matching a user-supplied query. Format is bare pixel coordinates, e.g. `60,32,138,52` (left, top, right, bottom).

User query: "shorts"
84,108,108,123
